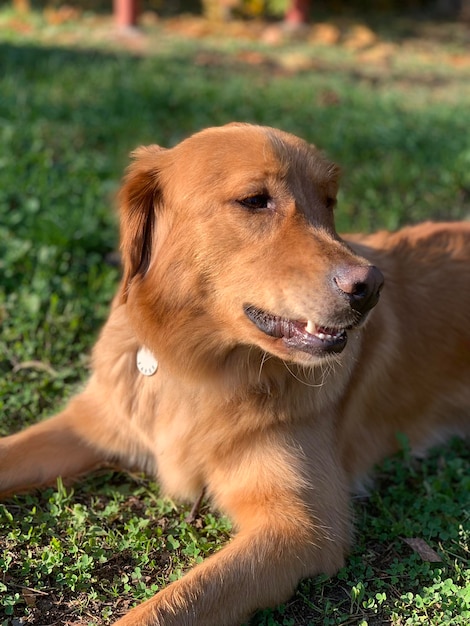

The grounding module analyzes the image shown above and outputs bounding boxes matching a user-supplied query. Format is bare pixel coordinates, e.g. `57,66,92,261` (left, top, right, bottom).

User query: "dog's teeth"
305,321,343,341
305,320,316,335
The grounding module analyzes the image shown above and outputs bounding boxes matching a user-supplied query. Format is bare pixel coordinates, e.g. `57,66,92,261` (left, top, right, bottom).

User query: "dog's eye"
238,194,272,211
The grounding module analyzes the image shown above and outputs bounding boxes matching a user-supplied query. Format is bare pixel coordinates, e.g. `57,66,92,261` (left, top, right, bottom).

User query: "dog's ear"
118,145,165,301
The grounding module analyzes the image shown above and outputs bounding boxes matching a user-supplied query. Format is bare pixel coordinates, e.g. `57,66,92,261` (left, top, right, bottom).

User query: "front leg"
0,395,105,498
0,385,152,498
114,425,350,626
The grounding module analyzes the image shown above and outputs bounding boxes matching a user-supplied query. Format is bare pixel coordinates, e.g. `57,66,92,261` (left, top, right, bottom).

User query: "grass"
0,5,469,624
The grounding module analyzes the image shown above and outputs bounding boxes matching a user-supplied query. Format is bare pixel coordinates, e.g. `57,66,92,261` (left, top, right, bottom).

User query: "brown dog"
1,124,469,626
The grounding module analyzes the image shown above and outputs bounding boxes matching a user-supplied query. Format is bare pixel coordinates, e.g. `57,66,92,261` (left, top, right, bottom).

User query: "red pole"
114,0,140,28
285,0,311,25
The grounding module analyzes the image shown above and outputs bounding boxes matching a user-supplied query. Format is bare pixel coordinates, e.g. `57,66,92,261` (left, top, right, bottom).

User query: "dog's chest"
149,391,212,500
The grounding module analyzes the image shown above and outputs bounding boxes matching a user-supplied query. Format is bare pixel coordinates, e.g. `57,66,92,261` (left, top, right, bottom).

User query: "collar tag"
137,346,158,376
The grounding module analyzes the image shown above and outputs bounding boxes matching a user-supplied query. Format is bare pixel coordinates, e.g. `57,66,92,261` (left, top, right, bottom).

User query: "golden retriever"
1,123,469,626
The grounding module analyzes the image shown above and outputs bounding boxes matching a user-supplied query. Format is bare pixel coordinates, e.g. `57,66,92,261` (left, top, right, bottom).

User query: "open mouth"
243,305,348,356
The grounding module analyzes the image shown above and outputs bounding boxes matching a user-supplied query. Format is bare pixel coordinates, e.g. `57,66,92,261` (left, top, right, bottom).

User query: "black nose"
333,265,384,314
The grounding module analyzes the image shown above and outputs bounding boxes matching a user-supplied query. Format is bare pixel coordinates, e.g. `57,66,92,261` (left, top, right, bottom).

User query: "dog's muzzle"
243,265,384,358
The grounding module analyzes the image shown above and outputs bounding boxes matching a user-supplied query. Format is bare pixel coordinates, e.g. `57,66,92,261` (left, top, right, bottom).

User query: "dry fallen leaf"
402,537,442,562
21,588,37,608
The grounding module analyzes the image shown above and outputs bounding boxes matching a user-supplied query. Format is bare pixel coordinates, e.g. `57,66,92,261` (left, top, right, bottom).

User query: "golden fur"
1,124,469,626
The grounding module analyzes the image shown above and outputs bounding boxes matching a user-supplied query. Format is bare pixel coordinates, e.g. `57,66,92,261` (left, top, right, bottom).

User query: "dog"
1,123,469,626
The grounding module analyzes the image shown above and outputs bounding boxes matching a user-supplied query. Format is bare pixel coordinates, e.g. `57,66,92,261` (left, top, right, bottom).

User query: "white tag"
136,346,158,376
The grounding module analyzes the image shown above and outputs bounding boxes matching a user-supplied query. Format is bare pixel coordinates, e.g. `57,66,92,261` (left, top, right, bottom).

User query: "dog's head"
118,124,383,371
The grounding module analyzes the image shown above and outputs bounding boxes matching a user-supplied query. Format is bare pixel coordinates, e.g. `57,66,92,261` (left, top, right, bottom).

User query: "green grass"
0,6,469,625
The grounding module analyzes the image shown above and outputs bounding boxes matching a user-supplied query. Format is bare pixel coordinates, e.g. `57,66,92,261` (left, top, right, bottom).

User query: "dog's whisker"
320,353,342,382
258,351,271,382
281,360,330,388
